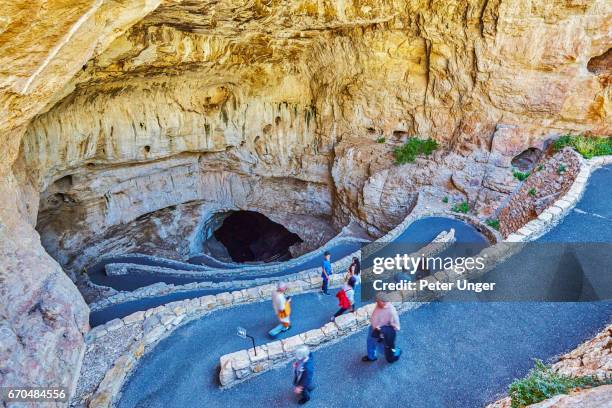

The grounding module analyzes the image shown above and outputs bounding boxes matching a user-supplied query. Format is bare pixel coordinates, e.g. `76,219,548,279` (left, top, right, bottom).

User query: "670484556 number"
1,387,68,402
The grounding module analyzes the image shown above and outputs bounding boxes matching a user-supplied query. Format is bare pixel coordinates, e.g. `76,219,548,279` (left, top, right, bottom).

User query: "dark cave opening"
213,210,302,263
587,48,611,75
511,147,543,172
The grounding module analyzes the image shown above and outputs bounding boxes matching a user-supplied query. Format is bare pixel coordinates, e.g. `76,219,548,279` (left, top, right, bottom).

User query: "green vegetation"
512,169,530,181
451,201,469,214
485,219,500,231
442,196,449,204
536,164,543,172
508,360,607,408
393,137,438,165
376,137,386,144
552,134,612,159
557,163,566,175
528,188,537,197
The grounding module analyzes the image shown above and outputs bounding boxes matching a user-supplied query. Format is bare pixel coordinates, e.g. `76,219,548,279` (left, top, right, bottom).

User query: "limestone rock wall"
553,323,612,380
0,0,165,397
36,154,336,276
20,76,322,191
487,323,612,408
0,0,610,399
529,385,612,408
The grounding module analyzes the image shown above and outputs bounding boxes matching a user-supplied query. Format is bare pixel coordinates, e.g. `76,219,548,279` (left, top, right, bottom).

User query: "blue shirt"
321,259,332,279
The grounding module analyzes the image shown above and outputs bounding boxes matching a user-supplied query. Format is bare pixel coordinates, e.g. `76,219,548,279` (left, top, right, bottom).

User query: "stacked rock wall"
498,148,581,237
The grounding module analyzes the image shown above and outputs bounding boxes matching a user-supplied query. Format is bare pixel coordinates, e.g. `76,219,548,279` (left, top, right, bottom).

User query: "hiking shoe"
362,356,377,362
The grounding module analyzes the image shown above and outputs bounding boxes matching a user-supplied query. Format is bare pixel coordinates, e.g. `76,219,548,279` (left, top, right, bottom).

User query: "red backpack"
336,288,351,309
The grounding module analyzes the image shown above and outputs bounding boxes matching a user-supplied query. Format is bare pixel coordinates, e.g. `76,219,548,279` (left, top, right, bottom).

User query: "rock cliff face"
0,0,610,398
487,324,612,408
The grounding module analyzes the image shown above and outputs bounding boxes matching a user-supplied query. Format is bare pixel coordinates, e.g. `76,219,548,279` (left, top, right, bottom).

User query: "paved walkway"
89,242,363,291
118,302,611,408
117,165,612,408
91,218,485,325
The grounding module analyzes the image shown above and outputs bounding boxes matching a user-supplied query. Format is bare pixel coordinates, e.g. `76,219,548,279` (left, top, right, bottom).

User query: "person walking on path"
272,282,292,332
321,251,332,295
346,257,361,286
348,275,357,312
331,277,355,320
362,292,401,362
292,345,314,404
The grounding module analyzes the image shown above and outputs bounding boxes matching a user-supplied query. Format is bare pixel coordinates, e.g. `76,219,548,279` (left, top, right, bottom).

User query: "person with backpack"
292,345,314,404
362,292,402,363
321,251,332,295
269,282,292,336
331,277,355,320
346,257,361,286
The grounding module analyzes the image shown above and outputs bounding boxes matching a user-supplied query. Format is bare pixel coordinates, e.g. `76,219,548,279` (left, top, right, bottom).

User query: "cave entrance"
587,48,611,75
212,211,302,263
511,147,543,172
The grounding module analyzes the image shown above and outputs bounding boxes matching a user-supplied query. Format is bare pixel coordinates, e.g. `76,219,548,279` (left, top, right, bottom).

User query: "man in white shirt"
362,292,400,362
272,282,292,330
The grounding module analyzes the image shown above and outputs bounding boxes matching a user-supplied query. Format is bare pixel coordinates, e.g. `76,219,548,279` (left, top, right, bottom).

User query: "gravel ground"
70,324,141,407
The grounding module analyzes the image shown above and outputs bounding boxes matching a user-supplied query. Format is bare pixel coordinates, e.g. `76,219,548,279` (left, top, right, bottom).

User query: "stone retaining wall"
216,155,611,388
89,194,441,312
82,209,509,404
504,155,612,242
89,241,361,314
83,155,612,407
82,271,347,407
499,148,581,237
80,200,453,405
218,301,427,387
88,234,363,309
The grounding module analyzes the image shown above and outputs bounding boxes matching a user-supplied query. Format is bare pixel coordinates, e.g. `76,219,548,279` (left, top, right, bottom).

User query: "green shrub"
552,134,612,159
393,137,438,165
508,360,605,408
376,137,386,144
451,201,469,214
512,169,530,181
486,219,500,231
528,188,537,197
557,163,566,174
442,196,449,204
536,164,544,172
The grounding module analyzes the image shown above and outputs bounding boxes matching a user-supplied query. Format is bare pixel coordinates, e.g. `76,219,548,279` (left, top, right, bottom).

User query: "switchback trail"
118,166,612,408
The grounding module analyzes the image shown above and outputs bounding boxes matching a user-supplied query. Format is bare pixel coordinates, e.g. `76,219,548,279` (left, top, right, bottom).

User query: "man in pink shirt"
362,292,401,362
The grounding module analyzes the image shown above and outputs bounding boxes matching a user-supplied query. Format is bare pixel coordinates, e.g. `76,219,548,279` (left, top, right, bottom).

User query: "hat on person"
324,251,331,256
295,344,310,360
277,282,288,291
376,291,391,303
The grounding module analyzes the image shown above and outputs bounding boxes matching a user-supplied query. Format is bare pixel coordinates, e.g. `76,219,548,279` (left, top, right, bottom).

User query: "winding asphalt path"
117,165,612,408
90,218,484,326
89,242,362,291
89,241,363,326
